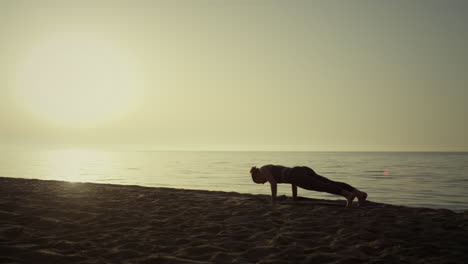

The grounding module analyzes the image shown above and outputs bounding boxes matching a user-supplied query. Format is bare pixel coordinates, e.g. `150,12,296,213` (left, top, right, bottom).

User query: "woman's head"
250,166,267,184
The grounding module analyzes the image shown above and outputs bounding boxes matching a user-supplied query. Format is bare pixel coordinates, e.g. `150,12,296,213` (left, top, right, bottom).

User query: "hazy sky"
1,0,467,151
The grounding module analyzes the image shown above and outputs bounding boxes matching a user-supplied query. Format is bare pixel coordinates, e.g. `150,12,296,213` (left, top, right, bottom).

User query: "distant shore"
1,177,467,263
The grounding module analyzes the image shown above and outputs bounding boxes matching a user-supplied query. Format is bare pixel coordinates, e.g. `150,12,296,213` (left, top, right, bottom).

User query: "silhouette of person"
250,165,367,207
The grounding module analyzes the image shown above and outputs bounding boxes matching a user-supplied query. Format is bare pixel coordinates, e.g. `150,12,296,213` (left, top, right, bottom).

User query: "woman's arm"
260,165,277,204
292,184,297,200
270,183,277,204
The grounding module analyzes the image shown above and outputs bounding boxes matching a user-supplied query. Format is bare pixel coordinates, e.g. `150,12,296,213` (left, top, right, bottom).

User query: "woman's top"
270,165,293,183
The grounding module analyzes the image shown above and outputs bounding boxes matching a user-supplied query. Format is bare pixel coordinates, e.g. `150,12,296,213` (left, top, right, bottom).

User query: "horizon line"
1,144,467,153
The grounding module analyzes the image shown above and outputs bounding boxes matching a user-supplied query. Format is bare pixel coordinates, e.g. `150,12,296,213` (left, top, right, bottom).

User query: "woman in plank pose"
250,165,367,207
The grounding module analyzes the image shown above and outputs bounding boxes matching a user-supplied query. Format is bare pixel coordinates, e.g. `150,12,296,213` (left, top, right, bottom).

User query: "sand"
1,177,467,264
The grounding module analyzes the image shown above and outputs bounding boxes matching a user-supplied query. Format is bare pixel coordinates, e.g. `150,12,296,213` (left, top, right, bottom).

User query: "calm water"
1,150,467,212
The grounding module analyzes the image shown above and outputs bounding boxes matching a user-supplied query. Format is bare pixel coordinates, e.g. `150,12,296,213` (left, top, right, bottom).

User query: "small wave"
210,161,229,165
95,178,123,181
79,173,105,176
370,176,396,180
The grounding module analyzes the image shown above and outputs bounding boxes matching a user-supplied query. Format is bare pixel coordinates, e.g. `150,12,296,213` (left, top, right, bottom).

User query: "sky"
1,0,467,151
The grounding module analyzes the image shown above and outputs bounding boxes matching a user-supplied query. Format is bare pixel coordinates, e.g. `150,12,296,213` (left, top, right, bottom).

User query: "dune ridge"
1,177,467,263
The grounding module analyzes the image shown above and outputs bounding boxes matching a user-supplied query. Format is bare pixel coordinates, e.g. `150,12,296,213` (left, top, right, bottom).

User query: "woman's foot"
343,191,356,207
355,191,367,206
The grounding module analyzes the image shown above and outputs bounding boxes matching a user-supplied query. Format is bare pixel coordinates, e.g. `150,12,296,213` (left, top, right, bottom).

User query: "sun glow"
13,33,143,128
44,149,113,183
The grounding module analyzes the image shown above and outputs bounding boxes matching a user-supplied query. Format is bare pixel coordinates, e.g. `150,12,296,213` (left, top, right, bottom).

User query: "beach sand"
1,177,467,264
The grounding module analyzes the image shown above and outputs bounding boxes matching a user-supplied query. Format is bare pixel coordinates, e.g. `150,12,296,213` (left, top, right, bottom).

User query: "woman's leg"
328,178,367,206
289,167,355,206
297,167,345,195
288,167,337,193
332,181,356,193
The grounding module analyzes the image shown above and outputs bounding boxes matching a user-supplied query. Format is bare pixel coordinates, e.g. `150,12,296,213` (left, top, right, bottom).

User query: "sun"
13,33,143,128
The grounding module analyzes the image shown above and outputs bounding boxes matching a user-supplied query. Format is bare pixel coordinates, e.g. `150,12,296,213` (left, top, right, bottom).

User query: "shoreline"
1,177,467,263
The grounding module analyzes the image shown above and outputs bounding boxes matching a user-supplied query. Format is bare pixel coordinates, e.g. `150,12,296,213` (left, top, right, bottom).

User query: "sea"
1,149,467,212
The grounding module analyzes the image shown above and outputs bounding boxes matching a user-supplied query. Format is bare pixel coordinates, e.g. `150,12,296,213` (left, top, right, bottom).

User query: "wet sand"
1,177,467,263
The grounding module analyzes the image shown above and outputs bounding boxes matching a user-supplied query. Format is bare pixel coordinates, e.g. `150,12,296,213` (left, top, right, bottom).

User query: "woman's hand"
270,183,277,204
